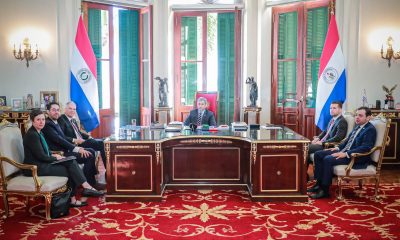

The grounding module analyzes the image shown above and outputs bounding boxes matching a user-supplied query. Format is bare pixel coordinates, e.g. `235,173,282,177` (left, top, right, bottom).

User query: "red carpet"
1,184,400,239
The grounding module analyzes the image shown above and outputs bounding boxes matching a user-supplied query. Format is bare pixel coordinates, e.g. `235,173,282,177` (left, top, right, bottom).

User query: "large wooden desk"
105,127,310,202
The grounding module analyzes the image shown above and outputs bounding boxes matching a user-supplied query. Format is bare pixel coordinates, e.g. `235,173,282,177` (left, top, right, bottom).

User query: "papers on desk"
165,121,183,132
217,125,230,131
165,127,182,132
150,123,166,130
262,124,282,130
231,122,248,131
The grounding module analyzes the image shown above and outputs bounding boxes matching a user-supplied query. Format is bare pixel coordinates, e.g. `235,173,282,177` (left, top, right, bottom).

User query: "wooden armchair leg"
336,178,344,200
44,194,52,220
25,196,30,213
374,178,381,200
2,193,9,218
358,179,363,190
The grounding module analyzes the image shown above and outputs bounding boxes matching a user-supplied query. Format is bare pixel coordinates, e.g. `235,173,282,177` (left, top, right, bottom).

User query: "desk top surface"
106,126,309,143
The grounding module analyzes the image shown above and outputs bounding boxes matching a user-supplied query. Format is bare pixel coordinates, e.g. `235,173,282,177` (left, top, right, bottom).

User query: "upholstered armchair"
0,121,68,220
333,115,391,200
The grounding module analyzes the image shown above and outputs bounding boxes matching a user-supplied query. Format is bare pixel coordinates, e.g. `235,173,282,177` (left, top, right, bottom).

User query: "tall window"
271,0,329,138
174,10,241,125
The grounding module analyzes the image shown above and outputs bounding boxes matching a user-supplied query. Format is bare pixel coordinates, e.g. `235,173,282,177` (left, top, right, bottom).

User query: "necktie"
55,122,64,137
341,126,360,152
39,132,50,156
321,119,334,142
197,111,203,126
71,119,83,139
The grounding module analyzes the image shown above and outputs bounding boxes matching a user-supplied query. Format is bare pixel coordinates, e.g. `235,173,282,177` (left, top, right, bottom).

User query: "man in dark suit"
308,101,348,161
58,101,106,167
42,102,99,189
309,106,377,199
184,97,217,127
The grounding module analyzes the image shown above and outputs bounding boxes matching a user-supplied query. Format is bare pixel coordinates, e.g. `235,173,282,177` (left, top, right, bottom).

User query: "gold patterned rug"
1,184,400,239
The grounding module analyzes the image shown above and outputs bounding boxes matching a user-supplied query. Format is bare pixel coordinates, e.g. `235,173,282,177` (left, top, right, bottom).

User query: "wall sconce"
13,37,39,67
381,36,400,67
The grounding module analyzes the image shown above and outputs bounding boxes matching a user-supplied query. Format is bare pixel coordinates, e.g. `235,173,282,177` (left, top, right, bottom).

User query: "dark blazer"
23,127,57,167
42,118,76,152
317,115,348,143
338,121,377,168
184,109,217,127
58,114,90,142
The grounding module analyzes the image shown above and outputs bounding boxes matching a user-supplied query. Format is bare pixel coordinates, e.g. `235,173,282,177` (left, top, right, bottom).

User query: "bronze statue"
382,84,397,109
155,77,169,107
246,77,258,107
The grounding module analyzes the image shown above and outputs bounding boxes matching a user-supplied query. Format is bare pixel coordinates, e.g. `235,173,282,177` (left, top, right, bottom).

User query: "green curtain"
277,11,298,108
181,17,198,106
217,12,235,125
87,9,103,109
305,7,328,108
119,9,140,126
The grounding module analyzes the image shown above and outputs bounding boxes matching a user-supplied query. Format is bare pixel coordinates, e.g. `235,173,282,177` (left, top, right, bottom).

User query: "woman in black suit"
23,109,104,207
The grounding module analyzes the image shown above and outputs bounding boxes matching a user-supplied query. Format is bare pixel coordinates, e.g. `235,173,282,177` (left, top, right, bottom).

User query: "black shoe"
94,183,106,191
82,188,104,197
307,184,320,193
310,189,330,199
70,200,88,208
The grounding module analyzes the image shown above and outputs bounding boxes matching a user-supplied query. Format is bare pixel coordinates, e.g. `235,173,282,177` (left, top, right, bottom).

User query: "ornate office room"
0,0,400,239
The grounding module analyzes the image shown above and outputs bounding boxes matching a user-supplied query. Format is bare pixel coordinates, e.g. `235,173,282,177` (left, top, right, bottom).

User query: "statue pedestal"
243,107,262,125
154,107,172,124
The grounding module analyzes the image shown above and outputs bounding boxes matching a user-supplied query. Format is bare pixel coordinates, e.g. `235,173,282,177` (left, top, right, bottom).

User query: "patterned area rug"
1,184,400,240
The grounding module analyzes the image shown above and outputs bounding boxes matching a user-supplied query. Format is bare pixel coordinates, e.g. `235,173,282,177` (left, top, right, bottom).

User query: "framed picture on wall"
40,91,59,107
11,98,23,110
0,96,6,106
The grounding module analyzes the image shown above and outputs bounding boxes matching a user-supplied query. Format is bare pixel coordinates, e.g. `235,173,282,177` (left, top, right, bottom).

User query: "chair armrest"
344,146,382,175
0,156,42,191
324,142,339,148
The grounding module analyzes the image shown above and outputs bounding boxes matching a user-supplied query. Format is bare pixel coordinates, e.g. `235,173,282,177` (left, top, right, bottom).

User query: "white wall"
0,0,80,107
355,0,400,110
1,0,399,123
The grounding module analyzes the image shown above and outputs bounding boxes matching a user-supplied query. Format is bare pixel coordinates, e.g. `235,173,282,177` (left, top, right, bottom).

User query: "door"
271,4,304,133
83,3,115,138
271,1,329,139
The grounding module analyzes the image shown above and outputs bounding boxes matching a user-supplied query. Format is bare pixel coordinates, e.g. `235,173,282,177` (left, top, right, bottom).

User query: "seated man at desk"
309,106,376,199
184,97,216,127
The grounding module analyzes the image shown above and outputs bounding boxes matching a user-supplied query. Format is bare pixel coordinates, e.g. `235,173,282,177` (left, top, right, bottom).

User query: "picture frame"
0,96,6,106
11,98,23,110
40,91,59,107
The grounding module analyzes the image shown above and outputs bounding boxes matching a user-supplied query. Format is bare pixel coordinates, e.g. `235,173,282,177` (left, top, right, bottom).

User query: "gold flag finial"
329,0,335,15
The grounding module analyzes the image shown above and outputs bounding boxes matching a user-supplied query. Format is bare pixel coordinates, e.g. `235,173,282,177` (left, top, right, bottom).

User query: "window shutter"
119,9,140,126
217,12,235,125
181,17,198,106
87,9,103,109
277,11,298,108
305,6,328,108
